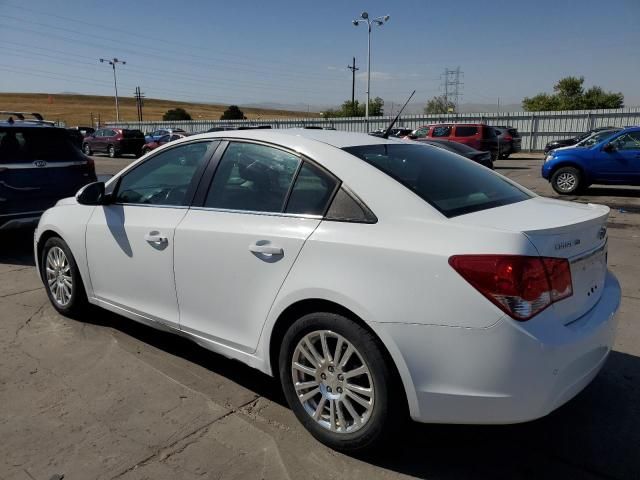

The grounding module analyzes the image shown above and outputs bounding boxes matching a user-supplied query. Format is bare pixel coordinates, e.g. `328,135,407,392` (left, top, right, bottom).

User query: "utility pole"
100,57,126,122
347,57,359,116
134,86,145,121
441,66,463,113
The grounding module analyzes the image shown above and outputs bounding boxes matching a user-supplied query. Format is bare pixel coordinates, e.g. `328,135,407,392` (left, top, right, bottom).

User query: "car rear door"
0,128,94,219
173,140,338,352
85,140,217,326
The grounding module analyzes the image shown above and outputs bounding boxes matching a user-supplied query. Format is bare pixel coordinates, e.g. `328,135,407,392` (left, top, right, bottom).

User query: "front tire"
279,312,403,452
108,145,117,158
41,237,88,318
551,166,582,195
83,143,92,155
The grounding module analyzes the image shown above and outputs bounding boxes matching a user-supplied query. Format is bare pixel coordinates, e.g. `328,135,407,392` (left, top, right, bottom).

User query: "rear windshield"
343,143,531,218
123,129,144,138
0,128,82,163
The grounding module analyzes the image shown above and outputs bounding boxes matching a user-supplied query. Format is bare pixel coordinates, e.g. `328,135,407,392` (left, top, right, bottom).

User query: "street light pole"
352,12,389,124
100,57,126,122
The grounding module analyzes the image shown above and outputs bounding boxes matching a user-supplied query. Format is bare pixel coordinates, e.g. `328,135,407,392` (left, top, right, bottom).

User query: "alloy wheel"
556,172,577,192
291,330,375,434
45,246,73,306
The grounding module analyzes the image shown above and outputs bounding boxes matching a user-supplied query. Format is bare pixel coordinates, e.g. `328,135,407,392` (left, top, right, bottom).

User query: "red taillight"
503,135,513,142
449,255,573,321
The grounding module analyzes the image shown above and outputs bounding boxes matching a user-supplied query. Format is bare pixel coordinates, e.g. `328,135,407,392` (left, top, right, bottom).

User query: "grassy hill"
0,93,319,126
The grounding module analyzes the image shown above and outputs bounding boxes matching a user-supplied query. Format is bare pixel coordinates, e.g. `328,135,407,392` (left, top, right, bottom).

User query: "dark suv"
0,113,96,230
83,128,145,158
493,125,521,159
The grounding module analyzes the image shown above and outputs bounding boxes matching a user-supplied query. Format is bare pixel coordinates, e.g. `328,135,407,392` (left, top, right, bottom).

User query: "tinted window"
611,132,640,151
432,126,451,138
158,135,171,143
205,142,300,213
343,143,531,218
0,128,80,163
483,127,497,138
455,126,478,137
285,162,338,215
326,187,377,223
123,129,144,138
115,141,213,206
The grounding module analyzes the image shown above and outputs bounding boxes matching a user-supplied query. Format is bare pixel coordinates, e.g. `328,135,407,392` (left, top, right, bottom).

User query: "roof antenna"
382,90,415,139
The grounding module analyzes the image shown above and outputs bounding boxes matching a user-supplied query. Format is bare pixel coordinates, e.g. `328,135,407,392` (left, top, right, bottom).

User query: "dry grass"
0,93,319,126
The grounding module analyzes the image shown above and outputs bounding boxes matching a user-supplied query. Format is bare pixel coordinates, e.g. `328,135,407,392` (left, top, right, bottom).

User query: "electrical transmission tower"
441,67,463,113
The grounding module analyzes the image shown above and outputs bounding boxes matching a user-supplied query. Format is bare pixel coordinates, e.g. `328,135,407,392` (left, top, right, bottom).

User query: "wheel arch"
267,297,413,416
549,160,586,178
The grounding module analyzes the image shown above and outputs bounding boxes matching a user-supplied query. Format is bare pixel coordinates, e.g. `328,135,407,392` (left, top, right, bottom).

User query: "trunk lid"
453,197,609,322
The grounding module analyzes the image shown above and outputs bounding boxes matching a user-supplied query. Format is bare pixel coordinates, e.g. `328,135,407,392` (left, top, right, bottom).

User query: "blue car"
144,127,186,143
542,126,640,194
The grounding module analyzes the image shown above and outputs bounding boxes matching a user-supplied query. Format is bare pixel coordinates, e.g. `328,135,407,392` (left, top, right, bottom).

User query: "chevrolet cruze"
35,129,621,451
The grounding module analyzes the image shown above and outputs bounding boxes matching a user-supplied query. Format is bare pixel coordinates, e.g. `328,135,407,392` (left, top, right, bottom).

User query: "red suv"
82,128,145,158
409,124,499,160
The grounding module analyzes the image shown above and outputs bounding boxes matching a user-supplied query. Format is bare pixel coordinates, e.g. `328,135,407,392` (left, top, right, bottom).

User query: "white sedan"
34,129,621,451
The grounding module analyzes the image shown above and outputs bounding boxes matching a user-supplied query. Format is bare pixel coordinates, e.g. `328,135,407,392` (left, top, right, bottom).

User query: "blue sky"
1,0,639,110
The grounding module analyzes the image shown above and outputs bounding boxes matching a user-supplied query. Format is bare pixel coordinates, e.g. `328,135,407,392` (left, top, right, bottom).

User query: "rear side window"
455,126,478,137
285,162,338,215
432,126,451,138
205,142,300,213
0,128,81,163
343,143,531,218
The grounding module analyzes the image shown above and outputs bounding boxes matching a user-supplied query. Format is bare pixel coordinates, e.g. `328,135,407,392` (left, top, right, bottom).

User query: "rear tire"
41,237,88,318
83,143,92,155
499,153,510,159
551,166,582,195
279,312,404,452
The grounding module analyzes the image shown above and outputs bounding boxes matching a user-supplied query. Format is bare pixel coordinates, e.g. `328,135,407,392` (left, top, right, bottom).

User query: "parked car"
0,112,96,230
83,128,145,158
493,125,521,159
145,128,187,143
408,123,499,160
35,129,620,452
369,128,413,138
141,133,189,155
414,138,493,168
543,127,617,154
542,126,640,194
548,128,621,154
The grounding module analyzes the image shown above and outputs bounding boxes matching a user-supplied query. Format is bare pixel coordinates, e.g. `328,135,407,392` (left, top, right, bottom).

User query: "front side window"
205,142,300,213
413,127,429,138
432,126,452,138
343,143,531,218
115,141,214,206
611,132,640,151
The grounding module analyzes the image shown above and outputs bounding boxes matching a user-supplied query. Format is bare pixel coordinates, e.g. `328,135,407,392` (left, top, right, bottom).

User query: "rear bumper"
376,270,621,424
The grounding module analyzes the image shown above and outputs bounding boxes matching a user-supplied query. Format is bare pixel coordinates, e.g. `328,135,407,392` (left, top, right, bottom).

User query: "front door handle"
249,243,284,255
144,231,168,245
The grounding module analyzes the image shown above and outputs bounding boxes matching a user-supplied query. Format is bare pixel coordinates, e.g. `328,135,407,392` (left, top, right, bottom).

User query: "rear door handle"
249,243,284,255
144,231,168,244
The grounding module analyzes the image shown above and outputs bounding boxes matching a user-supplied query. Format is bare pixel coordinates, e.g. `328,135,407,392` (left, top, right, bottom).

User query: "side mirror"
76,181,105,205
603,143,615,152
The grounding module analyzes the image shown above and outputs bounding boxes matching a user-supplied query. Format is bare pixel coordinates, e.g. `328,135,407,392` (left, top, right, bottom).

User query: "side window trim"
111,140,219,207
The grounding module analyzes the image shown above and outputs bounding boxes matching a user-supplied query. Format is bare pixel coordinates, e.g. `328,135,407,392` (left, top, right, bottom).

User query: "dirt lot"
1,153,639,480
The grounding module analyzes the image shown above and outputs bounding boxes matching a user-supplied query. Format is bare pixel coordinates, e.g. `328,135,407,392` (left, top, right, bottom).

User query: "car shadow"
0,228,36,266
494,166,530,170
580,186,640,198
81,307,640,479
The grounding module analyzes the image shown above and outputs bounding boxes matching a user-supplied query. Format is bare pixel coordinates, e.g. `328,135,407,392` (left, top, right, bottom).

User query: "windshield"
343,143,531,218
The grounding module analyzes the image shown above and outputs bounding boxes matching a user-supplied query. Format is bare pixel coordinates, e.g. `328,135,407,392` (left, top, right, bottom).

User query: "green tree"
220,105,246,120
368,97,384,116
323,97,384,118
523,77,624,111
424,95,455,114
162,107,192,121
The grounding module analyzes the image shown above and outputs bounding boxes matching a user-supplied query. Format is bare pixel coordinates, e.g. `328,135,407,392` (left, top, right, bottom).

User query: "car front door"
91,129,104,151
85,140,217,327
593,131,640,183
173,141,338,352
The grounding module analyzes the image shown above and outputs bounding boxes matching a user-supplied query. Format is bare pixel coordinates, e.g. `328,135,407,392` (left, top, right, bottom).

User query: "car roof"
190,128,406,149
